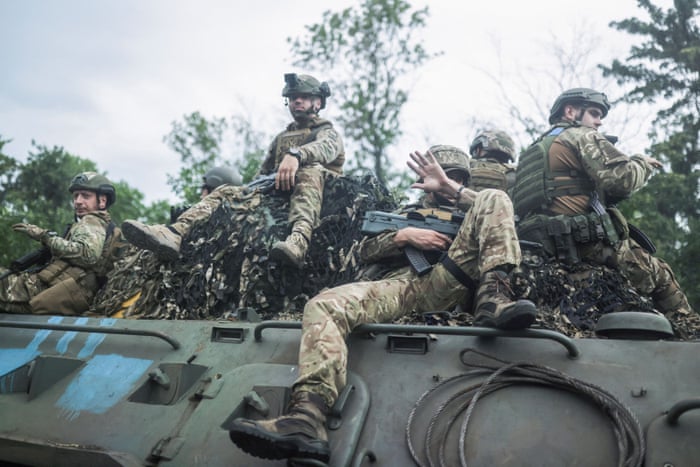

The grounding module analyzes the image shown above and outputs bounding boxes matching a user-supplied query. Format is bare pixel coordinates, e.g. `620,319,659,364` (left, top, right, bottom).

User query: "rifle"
244,172,279,195
360,210,464,276
0,247,52,281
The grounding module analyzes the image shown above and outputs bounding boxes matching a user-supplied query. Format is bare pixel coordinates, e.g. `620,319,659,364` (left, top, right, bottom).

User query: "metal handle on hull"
253,321,579,358
0,320,181,350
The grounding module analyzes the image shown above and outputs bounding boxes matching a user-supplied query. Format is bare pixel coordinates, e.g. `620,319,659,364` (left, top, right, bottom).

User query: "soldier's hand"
644,156,663,169
276,154,299,191
12,223,48,242
394,227,452,251
408,150,449,193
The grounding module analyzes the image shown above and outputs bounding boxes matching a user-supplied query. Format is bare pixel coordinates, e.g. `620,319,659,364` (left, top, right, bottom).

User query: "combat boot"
229,391,330,462
473,269,537,330
121,220,181,261
270,231,309,268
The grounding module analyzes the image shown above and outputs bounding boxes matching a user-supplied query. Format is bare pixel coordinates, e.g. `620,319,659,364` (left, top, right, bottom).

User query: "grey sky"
0,0,659,204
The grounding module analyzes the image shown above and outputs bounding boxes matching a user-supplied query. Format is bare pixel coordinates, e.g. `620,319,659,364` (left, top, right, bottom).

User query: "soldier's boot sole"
229,419,330,462
473,299,537,330
121,223,180,262
269,242,304,269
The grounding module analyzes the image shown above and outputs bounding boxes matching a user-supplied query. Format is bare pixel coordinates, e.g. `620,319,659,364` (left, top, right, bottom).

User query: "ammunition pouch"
517,211,622,264
29,276,92,315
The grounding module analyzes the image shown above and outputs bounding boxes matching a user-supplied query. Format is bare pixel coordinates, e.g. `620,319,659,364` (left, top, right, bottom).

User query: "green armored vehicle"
1,309,699,466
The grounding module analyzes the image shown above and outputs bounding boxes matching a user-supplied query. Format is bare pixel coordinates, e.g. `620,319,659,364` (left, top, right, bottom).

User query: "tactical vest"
469,159,516,193
272,118,343,174
512,123,594,219
30,212,125,315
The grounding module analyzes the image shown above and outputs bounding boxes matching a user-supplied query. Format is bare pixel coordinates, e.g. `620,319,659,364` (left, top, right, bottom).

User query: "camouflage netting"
91,175,699,339
91,173,398,320
396,248,700,340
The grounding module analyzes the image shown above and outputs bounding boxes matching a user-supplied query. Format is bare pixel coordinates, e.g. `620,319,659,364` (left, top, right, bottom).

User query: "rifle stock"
360,210,464,276
244,173,278,195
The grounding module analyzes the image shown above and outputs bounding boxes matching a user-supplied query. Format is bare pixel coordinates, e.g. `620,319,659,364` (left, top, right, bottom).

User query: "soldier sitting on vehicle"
121,73,345,270
355,144,470,283
511,87,693,318
228,148,537,464
0,172,124,315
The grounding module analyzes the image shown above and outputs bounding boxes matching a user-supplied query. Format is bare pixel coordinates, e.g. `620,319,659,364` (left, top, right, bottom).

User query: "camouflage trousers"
578,238,692,315
0,272,45,313
293,189,521,406
172,165,334,240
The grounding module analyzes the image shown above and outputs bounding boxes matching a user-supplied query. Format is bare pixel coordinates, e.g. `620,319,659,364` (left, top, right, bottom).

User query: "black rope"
406,349,644,467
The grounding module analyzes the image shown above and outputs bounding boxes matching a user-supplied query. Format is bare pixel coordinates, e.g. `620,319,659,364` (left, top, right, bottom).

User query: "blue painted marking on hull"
77,318,116,359
56,354,152,420
56,317,89,354
0,316,64,380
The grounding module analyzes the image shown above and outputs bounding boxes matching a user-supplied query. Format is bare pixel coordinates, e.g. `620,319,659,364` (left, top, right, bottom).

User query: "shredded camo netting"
91,173,398,320
92,175,699,339
406,248,700,339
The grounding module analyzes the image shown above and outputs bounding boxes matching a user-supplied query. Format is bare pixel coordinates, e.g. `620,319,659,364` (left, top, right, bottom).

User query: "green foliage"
288,0,440,188
601,0,700,310
0,138,159,267
164,111,228,204
163,112,268,198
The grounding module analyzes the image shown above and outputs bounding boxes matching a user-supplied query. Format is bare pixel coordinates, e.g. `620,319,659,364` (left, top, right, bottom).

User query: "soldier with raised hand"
0,172,122,315
355,144,470,281
121,73,344,269
228,148,536,463
468,129,517,193
511,87,692,316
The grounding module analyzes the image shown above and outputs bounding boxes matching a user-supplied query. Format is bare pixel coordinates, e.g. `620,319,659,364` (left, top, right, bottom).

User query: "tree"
288,0,440,189
600,0,700,310
163,111,270,205
163,111,229,204
0,141,159,266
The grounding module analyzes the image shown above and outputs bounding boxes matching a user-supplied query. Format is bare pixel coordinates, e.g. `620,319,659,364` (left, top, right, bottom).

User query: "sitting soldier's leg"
617,238,692,315
447,189,537,329
270,167,325,268
229,278,414,461
0,272,45,314
121,186,238,261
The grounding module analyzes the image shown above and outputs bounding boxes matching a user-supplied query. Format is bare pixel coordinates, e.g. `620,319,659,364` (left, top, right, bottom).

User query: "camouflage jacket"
513,123,656,217
259,116,345,175
45,211,113,273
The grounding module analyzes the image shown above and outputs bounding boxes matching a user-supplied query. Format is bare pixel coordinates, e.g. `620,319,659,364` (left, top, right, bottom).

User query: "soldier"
511,87,692,316
121,73,344,269
167,166,243,226
468,129,517,193
355,144,469,282
228,149,536,463
0,172,122,315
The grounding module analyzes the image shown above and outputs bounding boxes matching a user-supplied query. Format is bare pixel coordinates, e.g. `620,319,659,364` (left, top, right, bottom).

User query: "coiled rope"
406,349,644,467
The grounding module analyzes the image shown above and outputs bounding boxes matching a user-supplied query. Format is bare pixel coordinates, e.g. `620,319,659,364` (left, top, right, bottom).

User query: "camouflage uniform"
260,115,344,243
468,129,517,193
512,103,692,316
355,145,468,281
168,116,343,239
0,211,115,315
295,188,521,407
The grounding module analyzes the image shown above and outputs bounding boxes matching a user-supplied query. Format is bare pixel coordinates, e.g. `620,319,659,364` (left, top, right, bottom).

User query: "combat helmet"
549,88,611,124
469,130,516,162
428,145,471,183
202,166,242,191
68,171,116,208
282,73,331,109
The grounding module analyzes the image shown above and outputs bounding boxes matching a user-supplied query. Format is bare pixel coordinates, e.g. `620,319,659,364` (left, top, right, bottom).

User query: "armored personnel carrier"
1,310,698,466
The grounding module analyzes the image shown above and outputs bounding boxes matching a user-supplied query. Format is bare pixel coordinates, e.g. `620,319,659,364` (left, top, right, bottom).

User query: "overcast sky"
0,0,663,204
